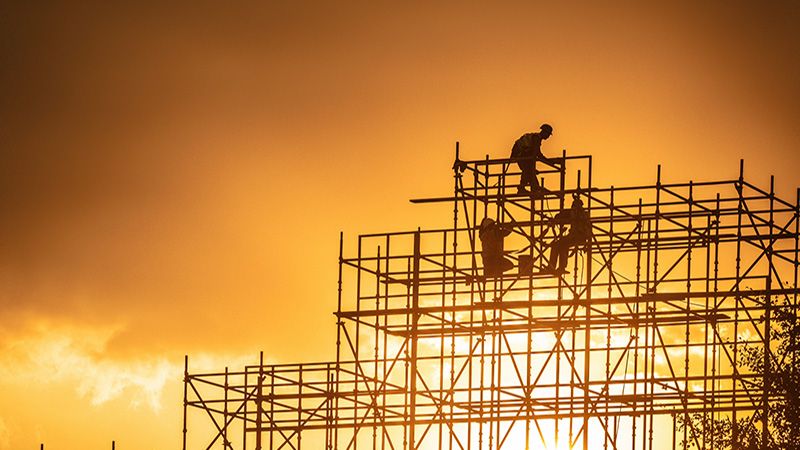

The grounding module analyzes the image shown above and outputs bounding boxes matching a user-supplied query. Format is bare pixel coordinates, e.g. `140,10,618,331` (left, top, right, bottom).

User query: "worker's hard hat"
540,123,553,134
480,217,495,230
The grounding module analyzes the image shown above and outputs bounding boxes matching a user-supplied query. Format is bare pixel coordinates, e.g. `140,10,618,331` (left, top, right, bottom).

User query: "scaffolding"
182,146,800,450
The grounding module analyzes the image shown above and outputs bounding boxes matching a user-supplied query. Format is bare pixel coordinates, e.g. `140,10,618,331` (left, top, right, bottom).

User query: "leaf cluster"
679,297,799,450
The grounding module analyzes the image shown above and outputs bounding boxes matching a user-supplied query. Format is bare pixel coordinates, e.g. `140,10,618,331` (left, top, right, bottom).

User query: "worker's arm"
550,209,572,225
539,153,564,167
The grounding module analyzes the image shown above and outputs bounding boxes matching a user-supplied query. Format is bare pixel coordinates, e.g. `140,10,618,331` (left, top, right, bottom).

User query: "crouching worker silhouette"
479,217,514,277
546,196,591,273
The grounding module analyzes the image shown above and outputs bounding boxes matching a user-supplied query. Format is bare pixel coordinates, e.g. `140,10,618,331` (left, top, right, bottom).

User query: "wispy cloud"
0,318,270,449
0,320,177,412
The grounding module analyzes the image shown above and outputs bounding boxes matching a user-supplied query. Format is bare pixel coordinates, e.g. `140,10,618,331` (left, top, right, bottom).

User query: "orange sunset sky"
1,1,800,449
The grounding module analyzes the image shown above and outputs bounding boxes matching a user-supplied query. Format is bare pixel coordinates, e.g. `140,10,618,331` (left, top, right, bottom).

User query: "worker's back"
479,225,506,256
511,132,542,159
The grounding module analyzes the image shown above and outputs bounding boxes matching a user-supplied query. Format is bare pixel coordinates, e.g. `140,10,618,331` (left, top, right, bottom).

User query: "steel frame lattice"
182,147,800,450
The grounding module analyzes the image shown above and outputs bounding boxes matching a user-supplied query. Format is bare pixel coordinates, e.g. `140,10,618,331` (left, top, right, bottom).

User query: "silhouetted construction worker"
546,196,591,273
479,217,514,277
510,123,561,194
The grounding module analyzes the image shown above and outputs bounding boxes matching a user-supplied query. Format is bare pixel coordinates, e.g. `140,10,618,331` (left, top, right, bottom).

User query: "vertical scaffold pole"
256,351,264,450
223,366,229,449
684,181,693,448
335,231,344,450
650,164,663,450
583,156,593,450
570,169,582,449
711,193,721,448
355,236,363,450
243,358,248,449
437,235,444,450
732,159,744,444
298,364,303,450
408,230,421,450
450,141,459,450
327,363,334,450
467,146,481,450
604,185,615,450
701,187,711,446
632,197,643,450
374,247,381,450
182,354,188,450
794,188,800,412
643,203,652,450
762,175,775,449
383,235,391,450
793,187,799,435
451,141,459,450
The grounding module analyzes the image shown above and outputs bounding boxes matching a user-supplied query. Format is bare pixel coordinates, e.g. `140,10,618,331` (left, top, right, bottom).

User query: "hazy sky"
1,1,799,448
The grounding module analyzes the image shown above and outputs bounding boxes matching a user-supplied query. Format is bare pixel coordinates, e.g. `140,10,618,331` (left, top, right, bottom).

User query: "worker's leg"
558,234,584,271
556,244,570,271
485,254,507,277
547,238,563,271
518,162,529,186
519,161,536,190
481,251,494,277
529,165,541,190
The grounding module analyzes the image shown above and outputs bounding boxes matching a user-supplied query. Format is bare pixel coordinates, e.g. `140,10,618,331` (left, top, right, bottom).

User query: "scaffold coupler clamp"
452,158,467,174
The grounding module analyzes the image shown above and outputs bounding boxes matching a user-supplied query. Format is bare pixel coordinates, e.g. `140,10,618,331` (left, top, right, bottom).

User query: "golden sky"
1,1,799,448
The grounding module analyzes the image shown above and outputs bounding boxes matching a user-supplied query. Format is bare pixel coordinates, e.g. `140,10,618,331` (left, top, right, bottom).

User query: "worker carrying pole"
545,194,591,273
510,123,562,195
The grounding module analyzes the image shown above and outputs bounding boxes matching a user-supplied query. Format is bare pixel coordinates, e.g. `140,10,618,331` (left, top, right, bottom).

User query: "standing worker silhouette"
479,217,514,277
510,123,561,195
546,195,591,273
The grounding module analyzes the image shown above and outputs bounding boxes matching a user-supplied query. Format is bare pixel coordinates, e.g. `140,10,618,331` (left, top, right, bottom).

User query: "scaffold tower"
182,146,800,450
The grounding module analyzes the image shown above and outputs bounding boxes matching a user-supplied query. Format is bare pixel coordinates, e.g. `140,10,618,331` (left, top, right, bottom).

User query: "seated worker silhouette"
546,195,591,273
510,123,562,195
479,217,514,277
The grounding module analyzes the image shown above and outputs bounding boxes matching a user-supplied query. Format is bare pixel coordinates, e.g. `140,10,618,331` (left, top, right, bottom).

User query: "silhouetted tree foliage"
679,296,800,450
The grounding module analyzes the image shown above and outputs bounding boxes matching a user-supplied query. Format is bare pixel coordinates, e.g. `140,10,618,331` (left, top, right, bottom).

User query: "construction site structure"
182,146,800,450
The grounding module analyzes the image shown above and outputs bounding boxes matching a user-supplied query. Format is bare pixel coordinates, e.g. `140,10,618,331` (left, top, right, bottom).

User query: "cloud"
0,320,178,412
0,317,268,449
